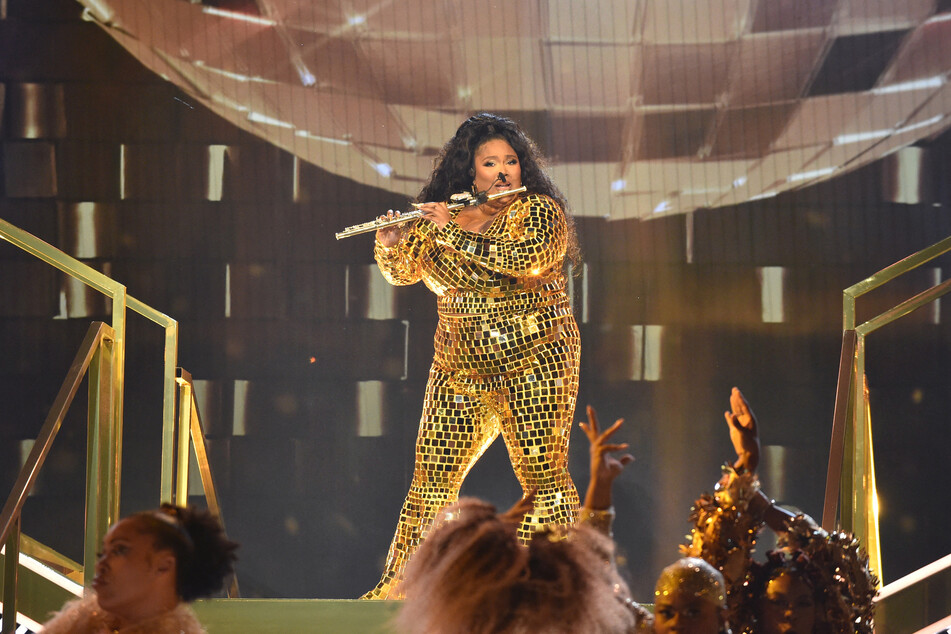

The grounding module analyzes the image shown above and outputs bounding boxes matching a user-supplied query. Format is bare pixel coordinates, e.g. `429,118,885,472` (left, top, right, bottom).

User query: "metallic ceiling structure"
78,0,951,218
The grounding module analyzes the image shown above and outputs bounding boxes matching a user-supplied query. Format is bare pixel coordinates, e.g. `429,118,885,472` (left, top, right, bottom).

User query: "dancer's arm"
723,387,795,531
578,405,634,536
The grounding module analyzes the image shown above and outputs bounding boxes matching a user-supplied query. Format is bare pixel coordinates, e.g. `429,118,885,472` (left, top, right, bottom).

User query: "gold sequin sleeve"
433,194,567,277
373,222,432,286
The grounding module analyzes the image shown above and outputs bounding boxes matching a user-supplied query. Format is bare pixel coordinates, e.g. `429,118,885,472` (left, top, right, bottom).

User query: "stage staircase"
1,219,950,633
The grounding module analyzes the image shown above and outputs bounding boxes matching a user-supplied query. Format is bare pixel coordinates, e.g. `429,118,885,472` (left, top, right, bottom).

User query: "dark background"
1,0,948,601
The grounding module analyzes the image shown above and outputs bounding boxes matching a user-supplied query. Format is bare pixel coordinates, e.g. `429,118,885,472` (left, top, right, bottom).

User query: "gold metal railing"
0,217,187,504
823,234,951,585
174,368,238,597
0,321,115,633
0,217,236,630
1,218,129,525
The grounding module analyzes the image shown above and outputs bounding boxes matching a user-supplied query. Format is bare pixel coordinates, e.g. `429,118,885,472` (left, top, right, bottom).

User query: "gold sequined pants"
362,335,581,599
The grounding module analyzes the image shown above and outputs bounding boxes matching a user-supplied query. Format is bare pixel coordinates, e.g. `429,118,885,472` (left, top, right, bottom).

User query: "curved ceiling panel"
78,0,951,219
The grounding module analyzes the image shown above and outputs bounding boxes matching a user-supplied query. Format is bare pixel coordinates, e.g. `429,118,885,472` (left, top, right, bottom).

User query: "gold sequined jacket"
374,193,576,375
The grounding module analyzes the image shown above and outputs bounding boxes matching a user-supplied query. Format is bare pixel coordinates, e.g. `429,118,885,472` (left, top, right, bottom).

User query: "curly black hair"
131,504,239,602
417,113,581,267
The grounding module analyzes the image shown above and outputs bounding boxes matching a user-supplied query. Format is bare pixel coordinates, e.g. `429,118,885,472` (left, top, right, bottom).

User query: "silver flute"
335,186,527,240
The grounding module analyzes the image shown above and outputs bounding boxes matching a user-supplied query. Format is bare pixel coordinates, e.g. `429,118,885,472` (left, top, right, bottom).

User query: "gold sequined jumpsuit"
366,192,582,599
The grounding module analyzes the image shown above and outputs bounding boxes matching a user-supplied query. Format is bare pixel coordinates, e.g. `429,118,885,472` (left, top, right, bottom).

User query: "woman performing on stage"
362,113,583,599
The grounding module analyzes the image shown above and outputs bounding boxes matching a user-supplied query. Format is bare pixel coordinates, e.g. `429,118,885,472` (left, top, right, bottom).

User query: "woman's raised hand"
725,387,760,473
580,405,634,510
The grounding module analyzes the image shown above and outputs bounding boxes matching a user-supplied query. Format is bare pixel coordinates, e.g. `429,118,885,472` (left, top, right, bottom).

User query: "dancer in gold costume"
362,113,582,599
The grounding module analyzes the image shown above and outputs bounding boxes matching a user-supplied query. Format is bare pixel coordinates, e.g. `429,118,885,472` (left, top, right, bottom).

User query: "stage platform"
193,599,401,633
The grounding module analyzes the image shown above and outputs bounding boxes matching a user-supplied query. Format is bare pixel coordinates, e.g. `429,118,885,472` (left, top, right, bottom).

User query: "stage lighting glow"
211,94,250,113
873,76,945,95
294,130,351,145
196,62,275,84
898,114,945,134
835,129,892,145
788,167,836,183
247,111,294,129
203,7,276,27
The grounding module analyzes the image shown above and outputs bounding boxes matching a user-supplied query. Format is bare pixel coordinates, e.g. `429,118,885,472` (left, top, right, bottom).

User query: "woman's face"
758,570,816,634
93,518,175,624
653,587,725,634
472,138,522,199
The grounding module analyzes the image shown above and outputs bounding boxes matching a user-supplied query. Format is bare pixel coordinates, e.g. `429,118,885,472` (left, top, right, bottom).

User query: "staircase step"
0,611,40,634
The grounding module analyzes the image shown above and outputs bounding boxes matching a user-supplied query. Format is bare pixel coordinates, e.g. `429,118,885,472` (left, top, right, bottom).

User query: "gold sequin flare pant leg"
361,341,580,599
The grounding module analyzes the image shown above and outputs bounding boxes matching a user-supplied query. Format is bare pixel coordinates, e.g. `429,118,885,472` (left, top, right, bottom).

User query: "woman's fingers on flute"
414,202,450,229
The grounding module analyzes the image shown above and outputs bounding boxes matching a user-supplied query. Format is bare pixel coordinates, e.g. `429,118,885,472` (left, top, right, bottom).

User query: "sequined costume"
366,192,581,599
681,465,766,626
683,466,878,632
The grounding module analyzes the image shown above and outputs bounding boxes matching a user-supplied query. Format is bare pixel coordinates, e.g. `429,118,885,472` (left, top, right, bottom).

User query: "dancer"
653,558,730,634
683,387,877,632
42,504,239,633
364,112,583,599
